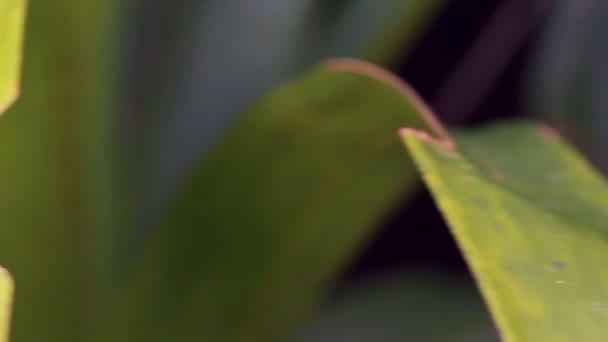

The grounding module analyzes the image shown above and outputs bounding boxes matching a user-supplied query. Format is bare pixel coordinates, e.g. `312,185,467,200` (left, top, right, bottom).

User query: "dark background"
345,0,530,284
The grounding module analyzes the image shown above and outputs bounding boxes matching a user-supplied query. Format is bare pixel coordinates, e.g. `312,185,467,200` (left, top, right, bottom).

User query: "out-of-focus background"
128,0,527,272
122,0,604,339
2,0,607,340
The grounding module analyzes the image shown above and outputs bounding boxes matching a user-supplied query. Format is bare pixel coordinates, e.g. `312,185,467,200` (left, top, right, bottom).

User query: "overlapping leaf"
403,121,608,340
298,271,496,342
529,0,608,171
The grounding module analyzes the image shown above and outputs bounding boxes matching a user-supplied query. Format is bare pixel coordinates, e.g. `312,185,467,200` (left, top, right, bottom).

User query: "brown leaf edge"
320,59,576,342
320,57,455,149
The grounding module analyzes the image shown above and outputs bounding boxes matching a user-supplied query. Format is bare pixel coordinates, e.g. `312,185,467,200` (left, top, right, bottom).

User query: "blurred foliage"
0,1,459,340
109,61,434,342
530,0,608,172
0,0,25,114
3,0,608,341
298,271,497,342
404,122,608,340
129,0,444,227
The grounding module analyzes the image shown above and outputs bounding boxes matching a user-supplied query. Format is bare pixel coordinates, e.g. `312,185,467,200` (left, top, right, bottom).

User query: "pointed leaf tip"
321,58,454,146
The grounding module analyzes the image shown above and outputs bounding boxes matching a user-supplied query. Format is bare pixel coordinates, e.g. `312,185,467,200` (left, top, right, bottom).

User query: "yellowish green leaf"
0,268,13,342
0,0,26,114
402,121,608,340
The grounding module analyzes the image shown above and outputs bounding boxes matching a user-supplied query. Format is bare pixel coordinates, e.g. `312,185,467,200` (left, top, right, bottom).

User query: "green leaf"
402,121,608,340
0,0,26,114
109,59,439,341
0,1,122,341
137,0,323,220
0,268,13,342
297,271,496,342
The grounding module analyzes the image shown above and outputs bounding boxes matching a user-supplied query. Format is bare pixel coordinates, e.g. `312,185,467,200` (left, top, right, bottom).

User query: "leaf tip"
0,266,14,292
320,58,453,145
536,123,560,140
399,127,455,149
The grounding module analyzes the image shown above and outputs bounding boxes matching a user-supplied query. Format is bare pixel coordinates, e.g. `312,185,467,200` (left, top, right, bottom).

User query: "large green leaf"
402,121,608,340
0,268,13,342
297,271,496,342
0,1,122,341
109,59,442,341
0,0,25,114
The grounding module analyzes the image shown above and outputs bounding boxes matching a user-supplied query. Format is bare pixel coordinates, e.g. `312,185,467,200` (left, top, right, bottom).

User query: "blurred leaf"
110,60,437,341
403,121,608,340
0,1,122,341
134,0,445,226
0,0,25,114
297,271,497,342
324,0,443,64
136,0,319,222
0,268,13,342
529,0,608,171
